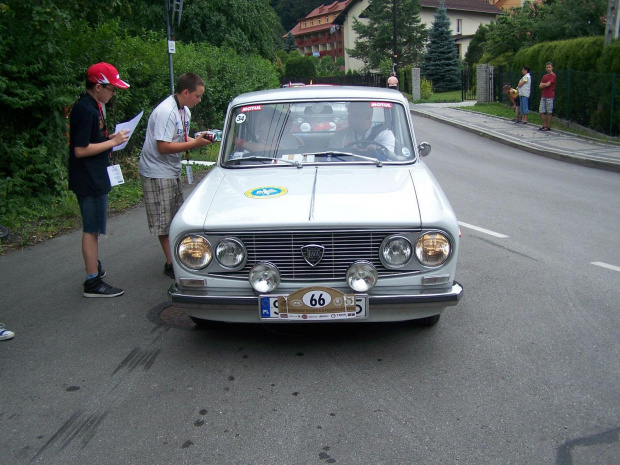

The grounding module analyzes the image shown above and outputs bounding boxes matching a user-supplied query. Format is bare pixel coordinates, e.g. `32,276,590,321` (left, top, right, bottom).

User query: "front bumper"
168,281,463,323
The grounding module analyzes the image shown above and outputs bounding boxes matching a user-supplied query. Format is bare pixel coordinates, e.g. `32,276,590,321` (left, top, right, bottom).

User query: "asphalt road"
1,118,619,465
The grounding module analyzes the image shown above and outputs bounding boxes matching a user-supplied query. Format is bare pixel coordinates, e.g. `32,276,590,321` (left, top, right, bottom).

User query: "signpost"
165,0,184,95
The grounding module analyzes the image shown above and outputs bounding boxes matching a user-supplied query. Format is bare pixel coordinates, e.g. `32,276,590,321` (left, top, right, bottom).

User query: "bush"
420,78,433,100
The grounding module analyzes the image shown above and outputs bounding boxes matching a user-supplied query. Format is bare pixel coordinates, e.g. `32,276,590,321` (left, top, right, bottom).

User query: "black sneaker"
83,276,124,298
97,260,106,278
164,263,175,279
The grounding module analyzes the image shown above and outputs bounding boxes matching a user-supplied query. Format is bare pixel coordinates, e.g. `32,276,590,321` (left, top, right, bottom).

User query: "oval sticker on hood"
245,186,288,199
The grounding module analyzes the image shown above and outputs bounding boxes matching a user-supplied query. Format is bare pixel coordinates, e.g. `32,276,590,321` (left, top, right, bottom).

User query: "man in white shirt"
328,102,395,158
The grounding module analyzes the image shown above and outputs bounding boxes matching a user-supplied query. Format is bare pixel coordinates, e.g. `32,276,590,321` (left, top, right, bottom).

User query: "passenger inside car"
235,106,297,154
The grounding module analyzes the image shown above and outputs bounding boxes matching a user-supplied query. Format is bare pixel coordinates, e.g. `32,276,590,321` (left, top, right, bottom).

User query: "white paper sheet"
112,111,144,151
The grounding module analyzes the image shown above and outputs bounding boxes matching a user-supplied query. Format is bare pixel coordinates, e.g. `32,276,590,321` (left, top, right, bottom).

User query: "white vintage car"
169,86,463,326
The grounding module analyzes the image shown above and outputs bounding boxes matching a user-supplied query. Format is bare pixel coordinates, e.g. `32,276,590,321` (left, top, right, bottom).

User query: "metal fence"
496,69,619,136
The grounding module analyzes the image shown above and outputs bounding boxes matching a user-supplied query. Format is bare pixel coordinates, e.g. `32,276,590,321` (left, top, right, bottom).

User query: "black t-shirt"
68,93,111,196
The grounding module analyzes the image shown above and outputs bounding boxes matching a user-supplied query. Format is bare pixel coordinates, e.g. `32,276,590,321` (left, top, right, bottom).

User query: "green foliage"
284,32,297,52
464,24,488,68
421,2,460,92
512,37,604,72
479,0,607,68
420,78,433,100
180,0,284,60
348,0,427,71
284,54,317,80
0,0,279,222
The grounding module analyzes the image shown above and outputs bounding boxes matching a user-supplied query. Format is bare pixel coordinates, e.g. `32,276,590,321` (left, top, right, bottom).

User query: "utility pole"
393,0,398,75
165,0,184,94
605,0,620,47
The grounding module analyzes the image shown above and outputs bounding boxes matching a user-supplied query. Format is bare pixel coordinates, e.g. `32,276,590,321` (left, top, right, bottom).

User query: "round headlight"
249,262,280,293
178,235,212,270
380,235,412,268
346,261,378,293
215,238,246,269
415,232,451,267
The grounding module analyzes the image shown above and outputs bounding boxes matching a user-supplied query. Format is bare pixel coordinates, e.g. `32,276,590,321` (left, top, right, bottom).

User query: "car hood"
184,166,424,230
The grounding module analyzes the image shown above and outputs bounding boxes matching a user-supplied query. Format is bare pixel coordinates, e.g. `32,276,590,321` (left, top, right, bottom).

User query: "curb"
411,108,620,174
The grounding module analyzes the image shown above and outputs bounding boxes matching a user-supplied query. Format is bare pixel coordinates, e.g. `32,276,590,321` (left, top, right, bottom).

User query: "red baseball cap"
87,62,130,89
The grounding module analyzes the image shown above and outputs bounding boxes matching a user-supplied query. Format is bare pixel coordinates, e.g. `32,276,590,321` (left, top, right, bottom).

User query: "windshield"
220,100,416,167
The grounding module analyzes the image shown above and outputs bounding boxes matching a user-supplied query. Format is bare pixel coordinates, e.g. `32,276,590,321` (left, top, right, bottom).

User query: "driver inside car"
328,102,396,158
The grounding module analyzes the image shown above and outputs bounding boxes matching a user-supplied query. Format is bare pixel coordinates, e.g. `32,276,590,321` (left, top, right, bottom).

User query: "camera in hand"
195,130,222,142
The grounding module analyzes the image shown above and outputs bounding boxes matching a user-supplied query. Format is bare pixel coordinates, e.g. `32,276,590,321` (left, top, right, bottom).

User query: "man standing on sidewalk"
538,62,556,131
139,73,213,279
517,66,531,124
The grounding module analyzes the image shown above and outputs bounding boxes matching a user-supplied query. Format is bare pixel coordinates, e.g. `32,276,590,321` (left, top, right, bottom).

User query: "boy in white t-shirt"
139,73,213,278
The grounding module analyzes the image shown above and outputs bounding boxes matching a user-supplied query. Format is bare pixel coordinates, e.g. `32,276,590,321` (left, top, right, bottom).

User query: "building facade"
335,0,503,72
285,1,351,60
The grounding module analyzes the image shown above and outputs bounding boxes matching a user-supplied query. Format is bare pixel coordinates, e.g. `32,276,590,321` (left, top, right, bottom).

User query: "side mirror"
417,142,431,157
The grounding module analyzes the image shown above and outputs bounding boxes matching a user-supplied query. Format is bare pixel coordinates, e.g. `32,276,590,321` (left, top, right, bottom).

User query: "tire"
414,314,441,327
190,316,226,330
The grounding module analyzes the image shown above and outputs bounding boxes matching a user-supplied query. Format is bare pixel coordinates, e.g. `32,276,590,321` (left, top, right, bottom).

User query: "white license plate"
260,286,368,320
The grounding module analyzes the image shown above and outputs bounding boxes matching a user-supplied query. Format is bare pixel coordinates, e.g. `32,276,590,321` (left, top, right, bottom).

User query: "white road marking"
458,221,509,238
591,262,620,272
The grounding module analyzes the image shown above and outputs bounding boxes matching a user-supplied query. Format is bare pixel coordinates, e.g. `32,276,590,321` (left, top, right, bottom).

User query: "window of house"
311,19,314,26
304,21,307,28
318,18,321,25
456,19,462,34
326,16,329,23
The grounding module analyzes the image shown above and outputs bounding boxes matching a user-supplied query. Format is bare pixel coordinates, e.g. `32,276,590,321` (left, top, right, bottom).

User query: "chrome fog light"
380,235,412,268
415,232,451,267
346,261,378,293
215,238,246,269
178,235,212,270
249,262,280,293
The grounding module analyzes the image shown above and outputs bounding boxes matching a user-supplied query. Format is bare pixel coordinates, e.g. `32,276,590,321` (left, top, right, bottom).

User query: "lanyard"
97,101,109,139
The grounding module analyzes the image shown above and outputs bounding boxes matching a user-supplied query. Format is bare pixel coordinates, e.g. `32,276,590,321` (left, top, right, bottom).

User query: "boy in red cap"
69,62,130,297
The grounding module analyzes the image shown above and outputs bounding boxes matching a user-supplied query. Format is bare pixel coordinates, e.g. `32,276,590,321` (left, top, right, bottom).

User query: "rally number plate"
260,287,368,320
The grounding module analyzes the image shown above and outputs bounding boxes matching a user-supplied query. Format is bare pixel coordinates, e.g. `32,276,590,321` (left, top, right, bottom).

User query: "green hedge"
509,37,619,135
0,19,278,216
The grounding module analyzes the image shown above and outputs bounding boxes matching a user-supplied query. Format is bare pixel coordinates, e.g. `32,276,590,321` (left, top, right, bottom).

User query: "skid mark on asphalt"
28,325,168,464
111,347,161,375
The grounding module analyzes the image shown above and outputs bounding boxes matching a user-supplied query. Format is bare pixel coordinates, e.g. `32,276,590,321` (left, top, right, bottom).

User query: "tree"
481,0,607,67
348,0,427,71
273,0,325,32
421,1,460,92
284,32,297,52
463,24,489,68
177,0,284,59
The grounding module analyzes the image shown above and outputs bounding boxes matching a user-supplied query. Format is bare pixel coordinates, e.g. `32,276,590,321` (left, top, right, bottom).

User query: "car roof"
230,86,409,107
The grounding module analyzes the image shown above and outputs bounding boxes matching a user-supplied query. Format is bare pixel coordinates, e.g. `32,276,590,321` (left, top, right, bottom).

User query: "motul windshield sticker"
370,102,392,108
245,186,288,199
241,105,263,112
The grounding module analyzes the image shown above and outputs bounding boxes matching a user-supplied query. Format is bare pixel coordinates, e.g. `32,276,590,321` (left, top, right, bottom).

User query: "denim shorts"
520,96,529,114
77,194,108,235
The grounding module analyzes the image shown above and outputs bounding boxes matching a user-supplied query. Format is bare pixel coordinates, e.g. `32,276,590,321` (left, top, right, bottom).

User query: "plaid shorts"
539,98,554,114
141,176,184,236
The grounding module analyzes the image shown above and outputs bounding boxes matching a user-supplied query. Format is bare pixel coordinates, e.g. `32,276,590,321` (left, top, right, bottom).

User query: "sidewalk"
410,102,620,173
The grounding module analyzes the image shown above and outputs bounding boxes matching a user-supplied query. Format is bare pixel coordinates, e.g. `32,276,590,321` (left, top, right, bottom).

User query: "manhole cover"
147,302,195,330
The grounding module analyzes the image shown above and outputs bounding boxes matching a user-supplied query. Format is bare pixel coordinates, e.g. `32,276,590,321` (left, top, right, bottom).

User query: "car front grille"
210,230,420,281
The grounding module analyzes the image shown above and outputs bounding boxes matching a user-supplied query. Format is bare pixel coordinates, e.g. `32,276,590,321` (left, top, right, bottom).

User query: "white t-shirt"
518,73,531,98
139,95,191,178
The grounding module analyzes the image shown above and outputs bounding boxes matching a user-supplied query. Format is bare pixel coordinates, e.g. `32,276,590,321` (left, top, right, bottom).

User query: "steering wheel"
343,139,390,160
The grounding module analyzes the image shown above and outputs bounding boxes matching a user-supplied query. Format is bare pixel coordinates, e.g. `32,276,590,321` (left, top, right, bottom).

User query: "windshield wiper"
302,151,383,167
228,155,302,168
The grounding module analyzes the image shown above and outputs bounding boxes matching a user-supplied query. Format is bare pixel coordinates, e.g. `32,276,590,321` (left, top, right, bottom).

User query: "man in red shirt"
538,62,556,131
